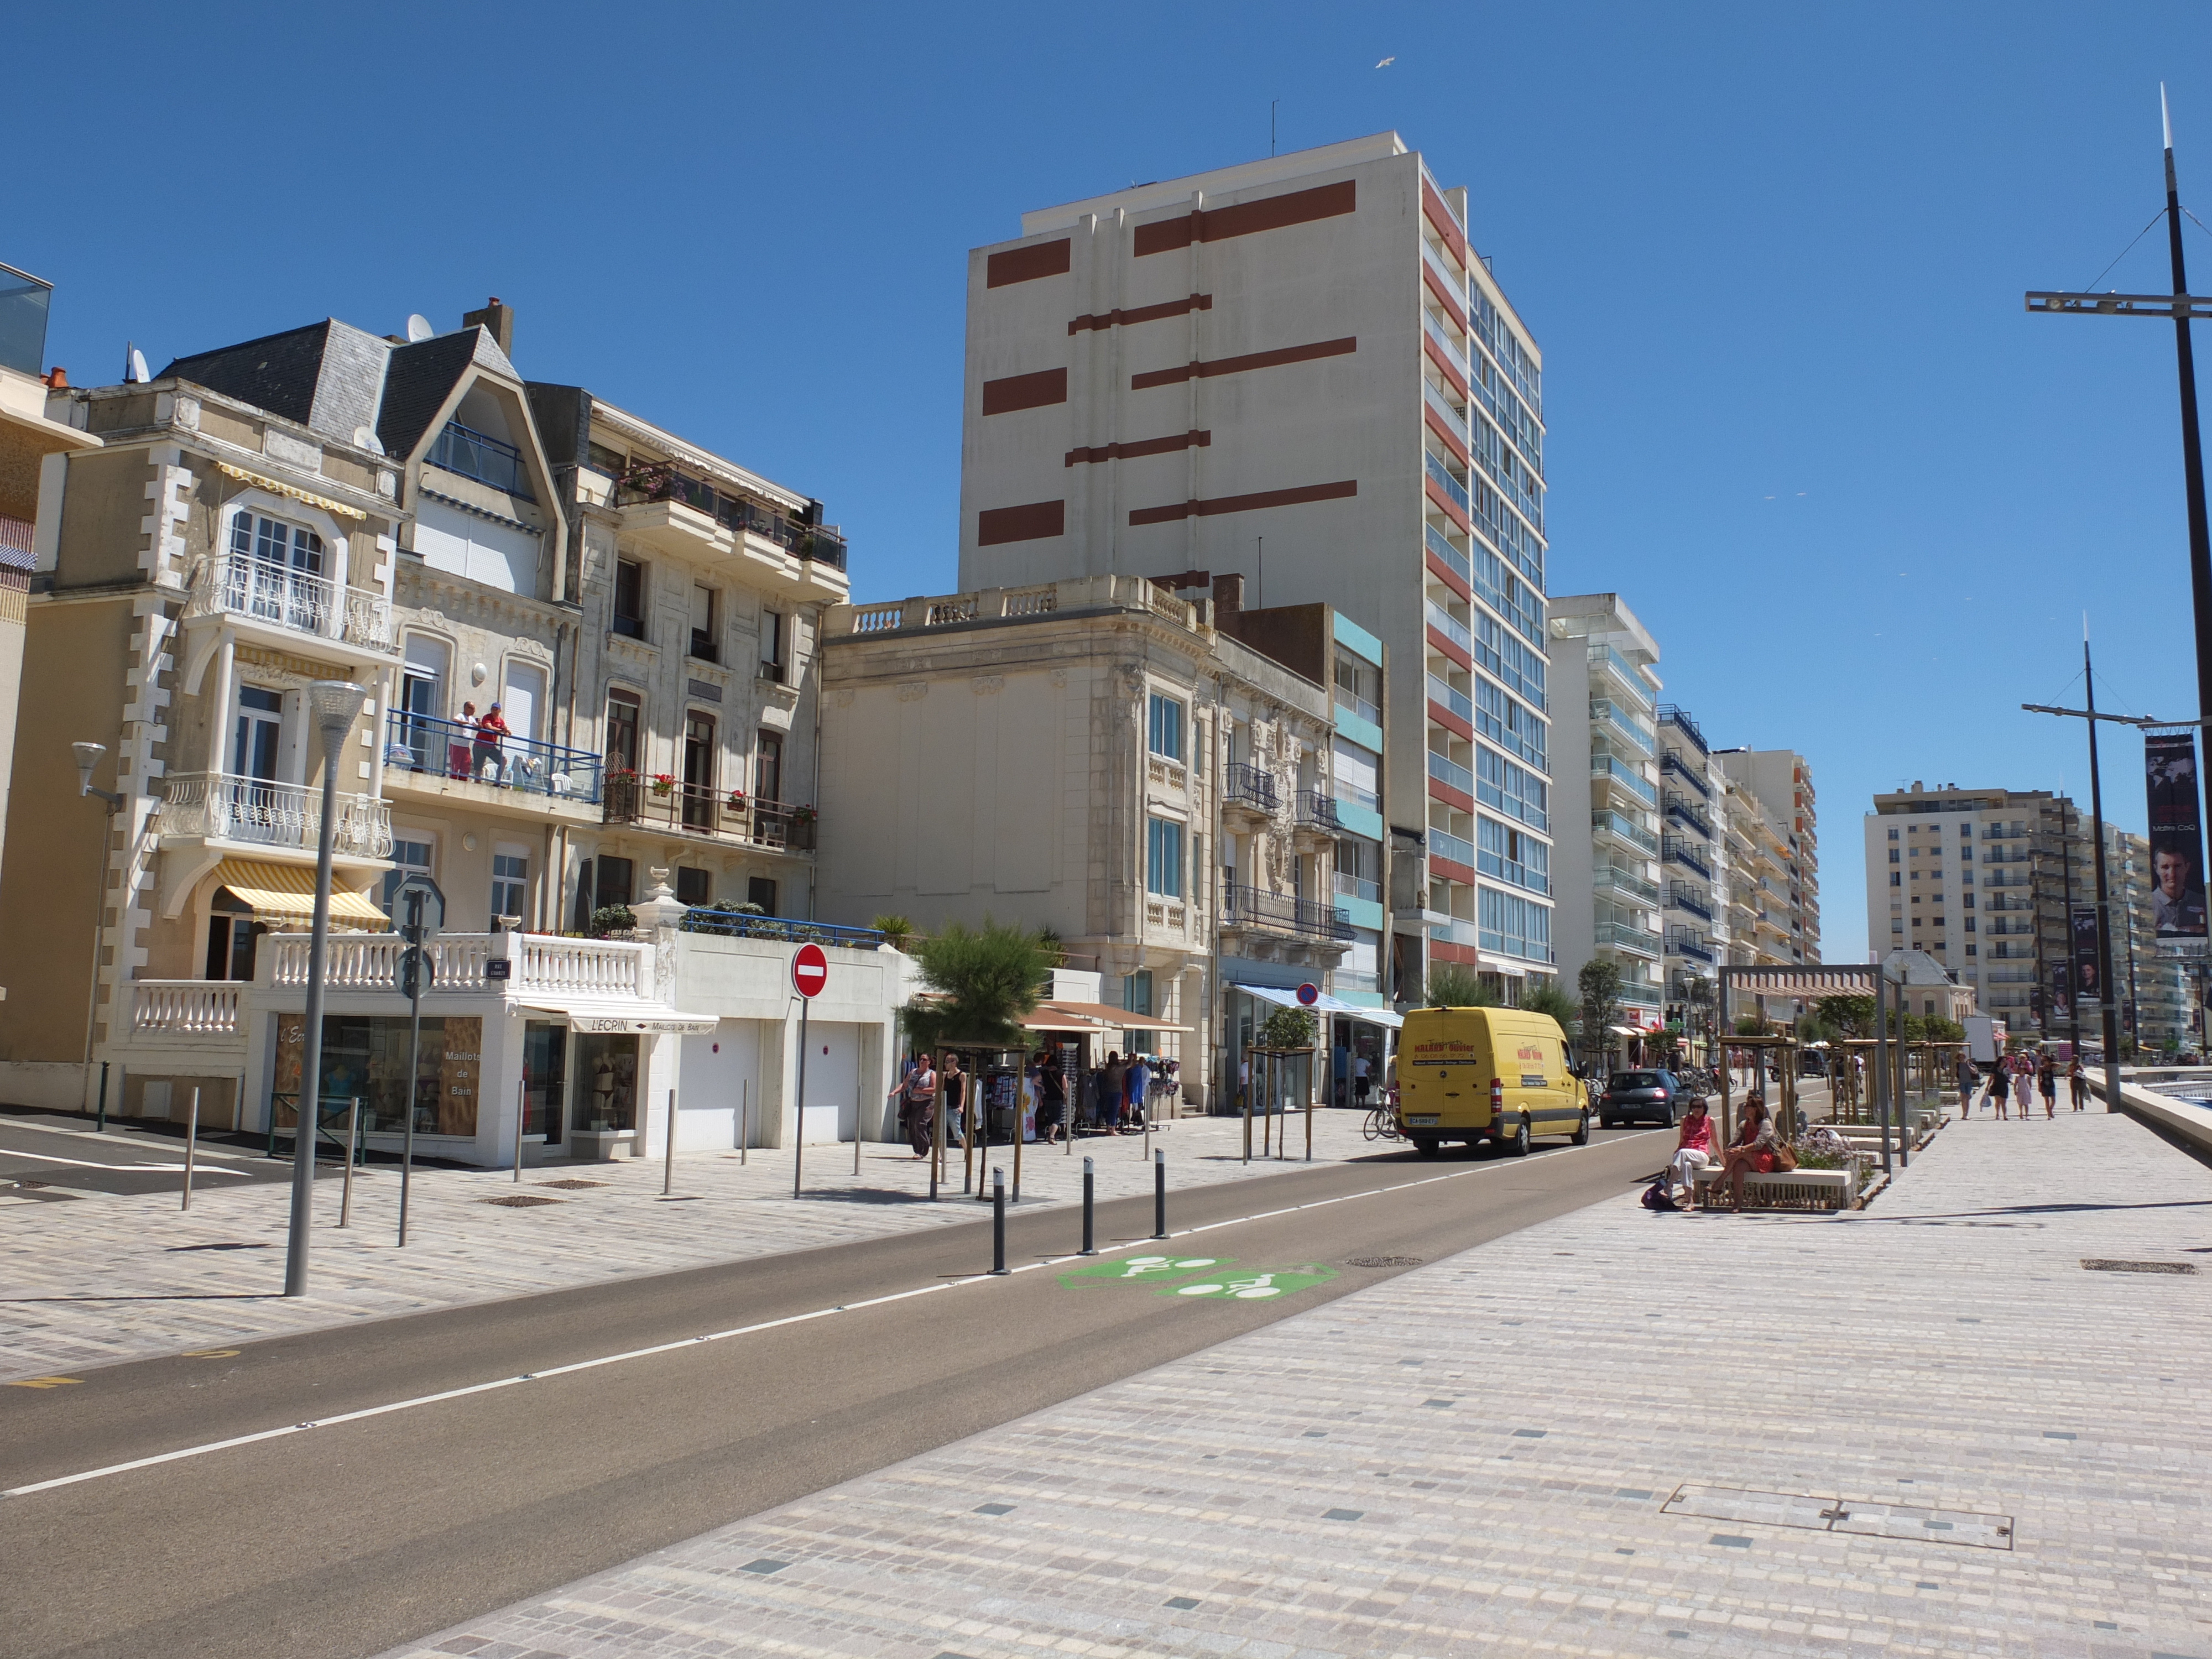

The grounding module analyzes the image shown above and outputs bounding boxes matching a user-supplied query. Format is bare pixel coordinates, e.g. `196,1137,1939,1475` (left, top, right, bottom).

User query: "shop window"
573,1032,639,1131
523,1021,567,1141
676,866,711,906
273,1013,483,1138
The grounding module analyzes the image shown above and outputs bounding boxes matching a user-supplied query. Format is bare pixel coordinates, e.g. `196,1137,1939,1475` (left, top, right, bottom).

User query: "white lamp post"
284,681,367,1298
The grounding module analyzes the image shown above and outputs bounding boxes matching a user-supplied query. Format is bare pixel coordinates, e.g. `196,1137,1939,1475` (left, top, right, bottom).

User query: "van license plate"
1406,1114,1439,1126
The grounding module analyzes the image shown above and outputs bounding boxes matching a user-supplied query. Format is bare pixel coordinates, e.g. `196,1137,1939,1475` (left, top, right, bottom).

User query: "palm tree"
871,914,917,952
902,919,1052,1051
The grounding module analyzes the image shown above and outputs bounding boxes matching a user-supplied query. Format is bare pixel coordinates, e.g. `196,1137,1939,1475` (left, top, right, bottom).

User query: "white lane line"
2,1121,268,1164
1,1148,253,1176
3,1139,1620,1500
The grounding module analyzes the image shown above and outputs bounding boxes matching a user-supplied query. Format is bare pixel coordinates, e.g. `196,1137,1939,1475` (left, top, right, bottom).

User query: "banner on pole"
2048,957,2073,1025
2146,731,2209,940
2070,904,2102,1009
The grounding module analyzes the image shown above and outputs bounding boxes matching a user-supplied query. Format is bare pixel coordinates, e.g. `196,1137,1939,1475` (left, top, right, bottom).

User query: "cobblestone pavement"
0,1109,1386,1384
380,1105,2212,1659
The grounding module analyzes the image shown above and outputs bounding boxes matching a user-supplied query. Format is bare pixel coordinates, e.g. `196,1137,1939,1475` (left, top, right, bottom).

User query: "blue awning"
1230,982,1403,1030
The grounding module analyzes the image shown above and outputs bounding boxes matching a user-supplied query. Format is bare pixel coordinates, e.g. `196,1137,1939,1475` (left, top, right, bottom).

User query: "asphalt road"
0,1126,1671,1659
0,1114,282,1199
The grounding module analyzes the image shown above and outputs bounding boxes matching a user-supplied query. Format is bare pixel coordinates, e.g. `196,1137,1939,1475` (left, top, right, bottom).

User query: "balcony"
1295,790,1344,833
1663,791,1713,838
384,710,603,808
1589,698,1656,757
269,932,651,998
1668,881,1713,921
184,553,396,656
1425,450,1470,517
1660,750,1710,799
602,775,817,852
1334,869,1381,904
613,464,848,590
427,421,534,500
161,773,392,861
1657,703,1708,757
132,980,243,1037
1595,920,1663,958
1223,882,1353,941
1428,826,1476,869
1595,863,1661,906
1587,644,1655,713
1428,750,1475,797
1661,834,1711,879
1427,672,1473,726
1223,761,1280,818
1422,309,1472,382
1591,754,1657,808
1593,808,1660,856
1426,601,1473,657
679,909,885,948
1423,380,1470,450
1667,928,1715,963
1424,523,1471,588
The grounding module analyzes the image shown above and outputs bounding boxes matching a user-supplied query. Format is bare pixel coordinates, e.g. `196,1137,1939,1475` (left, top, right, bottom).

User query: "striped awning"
214,859,388,928
215,461,367,521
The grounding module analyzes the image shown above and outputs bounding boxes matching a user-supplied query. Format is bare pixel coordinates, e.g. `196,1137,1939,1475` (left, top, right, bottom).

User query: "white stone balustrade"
131,980,242,1036
264,933,651,999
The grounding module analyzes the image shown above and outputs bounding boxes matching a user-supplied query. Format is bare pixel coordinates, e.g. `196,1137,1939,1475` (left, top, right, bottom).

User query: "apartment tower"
957,133,1552,1004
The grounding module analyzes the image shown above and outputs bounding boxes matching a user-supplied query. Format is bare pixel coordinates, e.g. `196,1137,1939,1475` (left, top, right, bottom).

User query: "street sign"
1296,983,1319,1006
485,958,512,980
398,946,435,1001
389,873,446,938
791,942,828,999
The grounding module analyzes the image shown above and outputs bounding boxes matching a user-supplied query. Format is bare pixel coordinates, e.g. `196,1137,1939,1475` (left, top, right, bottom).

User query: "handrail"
161,772,392,859
1594,808,1660,855
1223,882,1353,941
1660,750,1712,799
385,709,603,804
1224,761,1279,812
1656,703,1709,757
603,774,817,851
428,421,535,500
1593,754,1658,807
131,980,242,1036
680,909,885,948
614,463,847,570
186,552,395,651
1295,789,1343,831
1424,450,1470,515
1661,834,1711,878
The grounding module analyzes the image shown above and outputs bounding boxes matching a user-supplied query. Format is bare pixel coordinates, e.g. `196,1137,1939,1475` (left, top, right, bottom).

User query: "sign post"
390,874,445,1248
791,943,828,1198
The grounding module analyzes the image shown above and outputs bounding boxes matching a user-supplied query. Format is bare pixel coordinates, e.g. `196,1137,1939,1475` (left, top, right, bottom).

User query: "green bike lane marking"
1056,1254,1338,1301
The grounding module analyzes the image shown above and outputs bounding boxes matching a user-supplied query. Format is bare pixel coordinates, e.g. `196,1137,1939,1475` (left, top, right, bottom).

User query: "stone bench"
1691,1164,1860,1212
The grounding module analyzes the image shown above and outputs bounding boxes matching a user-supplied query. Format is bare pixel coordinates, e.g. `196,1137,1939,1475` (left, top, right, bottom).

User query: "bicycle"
1361,1101,1404,1142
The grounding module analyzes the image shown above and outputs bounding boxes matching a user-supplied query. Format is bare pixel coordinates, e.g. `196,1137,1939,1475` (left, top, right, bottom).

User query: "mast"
2161,85,2212,733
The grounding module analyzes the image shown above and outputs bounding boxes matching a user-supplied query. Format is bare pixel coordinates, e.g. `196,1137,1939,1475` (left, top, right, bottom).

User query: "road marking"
0,1139,1620,1500
4,1378,82,1389
1,1123,267,1164
0,1148,252,1176
180,1350,240,1360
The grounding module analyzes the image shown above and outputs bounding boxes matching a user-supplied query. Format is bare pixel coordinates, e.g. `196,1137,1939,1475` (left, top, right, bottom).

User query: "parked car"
1598,1068,1682,1129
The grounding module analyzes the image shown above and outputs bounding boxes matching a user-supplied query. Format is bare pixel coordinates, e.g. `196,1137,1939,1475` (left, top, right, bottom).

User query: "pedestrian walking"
1103,1051,1126,1131
1955,1055,1979,1121
902,1051,937,1159
1987,1056,2011,1119
2037,1055,2058,1119
1126,1051,1152,1131
941,1052,967,1146
2068,1056,2089,1111
1037,1051,1067,1145
1352,1051,1372,1106
2011,1058,2034,1121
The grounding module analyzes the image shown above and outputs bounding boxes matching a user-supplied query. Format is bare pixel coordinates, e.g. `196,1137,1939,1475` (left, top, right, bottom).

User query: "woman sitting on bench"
1720,1095,1782,1211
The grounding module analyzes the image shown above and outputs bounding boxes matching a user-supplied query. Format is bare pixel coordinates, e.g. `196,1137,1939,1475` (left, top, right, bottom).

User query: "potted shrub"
649,773,675,797
726,787,748,813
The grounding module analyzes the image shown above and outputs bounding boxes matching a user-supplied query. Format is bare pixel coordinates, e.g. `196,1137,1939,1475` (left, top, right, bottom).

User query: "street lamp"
72,742,123,1128
283,680,366,1299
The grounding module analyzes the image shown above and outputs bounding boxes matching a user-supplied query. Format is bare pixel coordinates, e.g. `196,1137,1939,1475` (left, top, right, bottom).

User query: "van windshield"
1611,1072,1665,1089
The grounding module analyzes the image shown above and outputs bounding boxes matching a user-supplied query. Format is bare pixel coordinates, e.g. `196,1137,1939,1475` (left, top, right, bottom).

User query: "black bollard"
1080,1155,1096,1254
1151,1147,1167,1240
991,1167,1008,1275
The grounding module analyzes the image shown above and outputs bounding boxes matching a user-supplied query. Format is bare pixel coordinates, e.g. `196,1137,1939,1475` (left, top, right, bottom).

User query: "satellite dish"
127,345,150,384
404,314,434,343
352,425,386,456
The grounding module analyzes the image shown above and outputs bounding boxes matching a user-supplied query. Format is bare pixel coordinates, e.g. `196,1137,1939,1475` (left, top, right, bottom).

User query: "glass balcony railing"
1595,920,1663,957
1422,308,1471,380
0,260,53,378
1587,644,1655,712
1424,522,1471,587
1593,808,1660,855
1427,672,1473,725
1590,698,1656,756
1425,450,1470,515
427,421,534,500
1423,379,1470,449
1592,754,1657,807
1428,826,1477,868
1595,863,1661,906
1335,870,1381,905
1428,750,1475,796
1426,602,1473,656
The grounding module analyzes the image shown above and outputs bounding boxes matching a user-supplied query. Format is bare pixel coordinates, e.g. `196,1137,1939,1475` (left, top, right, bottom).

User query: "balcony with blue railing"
1662,834,1712,879
1668,881,1713,921
1425,450,1470,516
1667,928,1715,963
1593,808,1660,856
1426,601,1473,656
1592,753,1657,808
1428,750,1475,797
1424,522,1472,587
427,421,535,500
1657,703,1708,758
1660,750,1710,799
384,709,603,806
679,908,883,949
1663,791,1713,839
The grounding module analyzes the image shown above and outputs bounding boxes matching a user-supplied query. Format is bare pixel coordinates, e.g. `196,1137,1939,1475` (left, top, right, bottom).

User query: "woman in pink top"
1659,1098,1717,1205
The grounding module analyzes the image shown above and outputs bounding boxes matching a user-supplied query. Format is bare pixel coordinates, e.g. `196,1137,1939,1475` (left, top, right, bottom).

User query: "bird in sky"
1375,56,1395,67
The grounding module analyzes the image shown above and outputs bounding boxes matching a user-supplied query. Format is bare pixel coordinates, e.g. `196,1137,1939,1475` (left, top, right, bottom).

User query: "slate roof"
374,330,480,463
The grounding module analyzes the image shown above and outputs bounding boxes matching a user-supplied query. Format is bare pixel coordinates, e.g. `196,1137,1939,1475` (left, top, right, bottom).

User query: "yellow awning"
214,460,368,521
214,859,389,929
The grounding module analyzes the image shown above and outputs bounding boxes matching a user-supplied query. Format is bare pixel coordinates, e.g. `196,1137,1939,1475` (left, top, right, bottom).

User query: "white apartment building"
1719,748,1820,964
1547,594,1664,1032
955,132,1553,1003
1654,704,1726,1030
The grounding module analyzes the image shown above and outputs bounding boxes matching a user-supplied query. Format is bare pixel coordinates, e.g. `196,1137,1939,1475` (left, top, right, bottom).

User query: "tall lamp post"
71,743,124,1123
284,681,367,1299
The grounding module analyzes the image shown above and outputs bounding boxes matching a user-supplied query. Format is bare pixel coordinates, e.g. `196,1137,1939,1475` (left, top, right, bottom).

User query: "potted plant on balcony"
726,786,748,812
650,773,676,798
789,802,818,851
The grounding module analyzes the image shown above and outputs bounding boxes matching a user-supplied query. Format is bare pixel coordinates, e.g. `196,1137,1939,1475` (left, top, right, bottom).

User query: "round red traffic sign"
791,942,829,999
1296,982,1319,1006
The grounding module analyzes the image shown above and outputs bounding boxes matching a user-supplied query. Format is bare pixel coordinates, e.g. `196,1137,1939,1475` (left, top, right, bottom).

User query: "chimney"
44,367,66,389
463,296,514,357
1212,571,1244,621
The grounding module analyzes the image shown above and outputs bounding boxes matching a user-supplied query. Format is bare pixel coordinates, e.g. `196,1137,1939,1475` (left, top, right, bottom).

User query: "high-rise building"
956,132,1552,1005
1718,748,1819,963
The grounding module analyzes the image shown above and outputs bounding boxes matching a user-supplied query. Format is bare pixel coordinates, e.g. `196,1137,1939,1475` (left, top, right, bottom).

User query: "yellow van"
1395,1006,1588,1157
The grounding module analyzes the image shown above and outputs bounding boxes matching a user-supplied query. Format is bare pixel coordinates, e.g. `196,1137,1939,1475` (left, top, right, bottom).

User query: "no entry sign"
791,942,829,999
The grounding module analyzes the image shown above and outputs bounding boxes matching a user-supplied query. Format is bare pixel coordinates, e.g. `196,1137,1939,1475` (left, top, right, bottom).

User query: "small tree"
1521,980,1577,1026
1578,958,1624,1051
1815,994,1874,1038
1733,1014,1767,1036
1257,1005,1318,1049
902,918,1052,1051
870,914,917,952
1425,963,1498,1009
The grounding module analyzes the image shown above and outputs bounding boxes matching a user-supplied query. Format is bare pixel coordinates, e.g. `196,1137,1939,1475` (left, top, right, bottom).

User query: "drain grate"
165,1242,271,1252
2082,1258,2197,1275
483,1194,562,1208
1348,1256,1424,1268
1663,1483,2013,1550
539,1178,608,1190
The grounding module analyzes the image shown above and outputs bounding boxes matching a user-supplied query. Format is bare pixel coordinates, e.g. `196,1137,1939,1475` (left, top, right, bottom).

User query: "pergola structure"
1717,963,1914,1175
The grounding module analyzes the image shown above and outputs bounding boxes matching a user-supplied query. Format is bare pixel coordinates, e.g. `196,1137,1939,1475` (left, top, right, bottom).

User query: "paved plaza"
0,1108,1381,1384
380,1102,2211,1659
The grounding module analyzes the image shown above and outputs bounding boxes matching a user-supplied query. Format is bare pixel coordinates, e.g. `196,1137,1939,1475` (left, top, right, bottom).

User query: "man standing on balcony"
473,703,511,786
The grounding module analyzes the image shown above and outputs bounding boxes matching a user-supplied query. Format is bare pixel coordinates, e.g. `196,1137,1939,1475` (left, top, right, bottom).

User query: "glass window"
689,583,717,663
760,610,785,682
1147,816,1185,898
1477,885,1552,962
1148,693,1185,761
231,510,323,574
572,1032,639,1131
492,846,529,928
675,865,711,906
382,836,435,916
747,875,778,913
756,732,783,802
605,689,641,775
594,855,634,910
613,558,646,639
1477,815,1550,894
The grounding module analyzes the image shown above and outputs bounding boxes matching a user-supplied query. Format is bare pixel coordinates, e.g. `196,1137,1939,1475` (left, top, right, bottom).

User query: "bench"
1691,1164,1860,1212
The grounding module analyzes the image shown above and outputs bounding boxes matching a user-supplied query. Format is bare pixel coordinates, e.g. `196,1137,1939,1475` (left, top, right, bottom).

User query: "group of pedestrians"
1649,1093,1791,1212
1953,1051,2086,1121
895,1048,1162,1158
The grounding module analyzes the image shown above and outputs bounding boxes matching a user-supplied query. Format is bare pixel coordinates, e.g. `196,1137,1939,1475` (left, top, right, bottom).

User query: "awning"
1608,1025,1644,1037
519,1002,718,1035
215,858,388,929
1232,983,1404,1030
215,460,367,520
1032,999,1193,1033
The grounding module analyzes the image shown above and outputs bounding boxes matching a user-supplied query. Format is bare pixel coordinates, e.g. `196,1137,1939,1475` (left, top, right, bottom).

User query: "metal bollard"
991,1167,1008,1275
95,1061,109,1134
338,1095,360,1228
181,1087,200,1211
1080,1155,1096,1254
1151,1147,1167,1240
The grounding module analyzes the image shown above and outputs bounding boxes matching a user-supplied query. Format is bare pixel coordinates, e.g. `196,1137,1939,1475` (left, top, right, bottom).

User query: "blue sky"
15,0,2212,962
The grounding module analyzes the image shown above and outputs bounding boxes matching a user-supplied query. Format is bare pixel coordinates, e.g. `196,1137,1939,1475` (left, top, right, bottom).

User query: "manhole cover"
538,1179,607,1190
2082,1258,2197,1275
484,1194,562,1208
1348,1256,1424,1268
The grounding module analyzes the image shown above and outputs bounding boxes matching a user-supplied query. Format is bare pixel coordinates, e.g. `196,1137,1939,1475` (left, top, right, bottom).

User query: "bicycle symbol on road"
1060,1254,1227,1287
1165,1264,1336,1300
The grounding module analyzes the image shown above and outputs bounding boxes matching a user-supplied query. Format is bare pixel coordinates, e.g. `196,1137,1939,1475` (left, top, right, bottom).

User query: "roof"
160,319,392,444
377,326,514,462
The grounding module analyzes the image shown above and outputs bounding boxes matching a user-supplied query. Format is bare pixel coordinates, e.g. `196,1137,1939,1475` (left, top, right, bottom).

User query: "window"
605,688,641,775
230,509,323,575
1336,836,1382,902
747,875,778,913
1123,969,1155,1018
1474,747,1548,832
1887,827,1899,840
232,685,283,780
675,866,711,906
382,836,435,917
491,846,529,928
1147,816,1185,898
595,855,635,910
756,732,783,802
397,635,448,770
682,712,716,830
1148,693,1185,762
1960,823,1972,838
205,892,259,983
1966,942,1977,954
1473,678,1546,769
613,557,646,639
1333,653,1381,725
1889,872,1901,886
760,610,785,683
1477,815,1549,894
586,441,626,478
689,583,717,663
1477,886,1552,962
1888,849,1900,863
